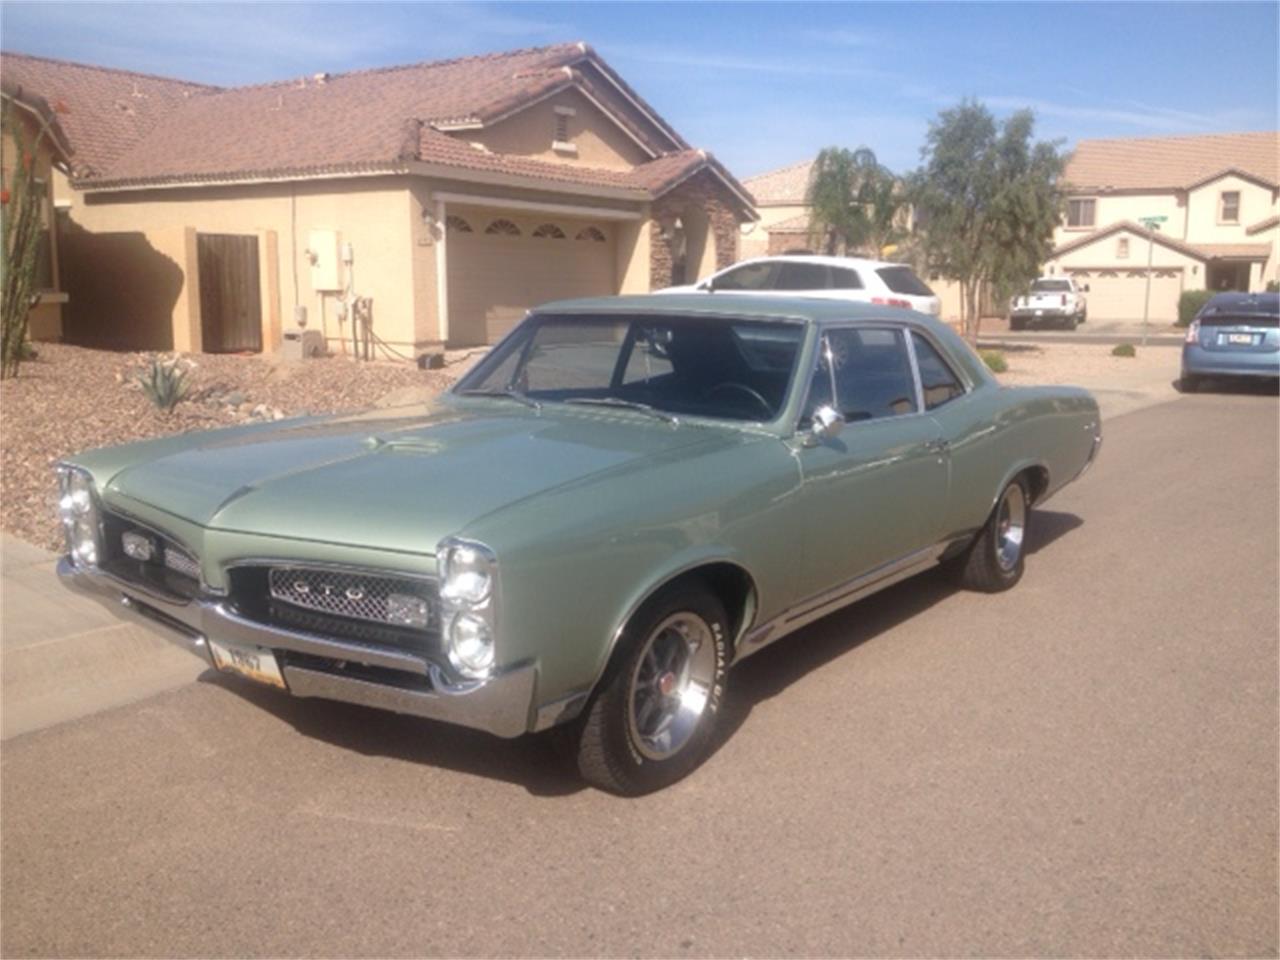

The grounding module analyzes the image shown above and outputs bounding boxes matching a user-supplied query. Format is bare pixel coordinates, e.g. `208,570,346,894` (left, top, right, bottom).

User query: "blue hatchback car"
1181,292,1280,391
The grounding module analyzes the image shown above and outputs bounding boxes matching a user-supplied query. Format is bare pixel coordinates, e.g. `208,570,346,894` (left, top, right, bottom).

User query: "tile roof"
1194,242,1273,260
1063,131,1279,192
0,43,755,210
1246,214,1279,235
742,158,813,205
1052,220,1275,262
0,76,73,161
0,51,216,177
767,213,813,232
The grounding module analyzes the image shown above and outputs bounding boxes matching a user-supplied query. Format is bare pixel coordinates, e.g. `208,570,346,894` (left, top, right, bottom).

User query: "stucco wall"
1055,191,1185,247
64,177,416,353
466,88,651,171
1184,174,1278,243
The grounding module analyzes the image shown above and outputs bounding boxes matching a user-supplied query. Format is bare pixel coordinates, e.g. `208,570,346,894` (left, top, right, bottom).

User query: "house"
0,44,756,355
740,158,815,258
1,77,73,342
1047,131,1279,321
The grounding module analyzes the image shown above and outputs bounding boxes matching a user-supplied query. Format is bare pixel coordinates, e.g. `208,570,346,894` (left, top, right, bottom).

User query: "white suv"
659,254,942,316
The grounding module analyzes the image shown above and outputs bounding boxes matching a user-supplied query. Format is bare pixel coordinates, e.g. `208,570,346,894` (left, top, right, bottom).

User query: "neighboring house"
740,158,815,258
1047,131,1279,321
0,44,756,354
1,77,73,341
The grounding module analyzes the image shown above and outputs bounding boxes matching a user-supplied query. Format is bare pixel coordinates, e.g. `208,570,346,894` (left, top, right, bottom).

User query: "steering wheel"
705,382,773,418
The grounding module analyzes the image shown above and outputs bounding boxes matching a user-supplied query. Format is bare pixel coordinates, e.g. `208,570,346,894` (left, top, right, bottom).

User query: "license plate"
208,638,286,689
1225,333,1255,345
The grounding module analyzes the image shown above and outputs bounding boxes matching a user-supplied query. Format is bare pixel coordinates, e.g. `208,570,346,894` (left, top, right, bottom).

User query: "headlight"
446,613,495,676
439,541,493,604
437,537,498,679
57,467,101,566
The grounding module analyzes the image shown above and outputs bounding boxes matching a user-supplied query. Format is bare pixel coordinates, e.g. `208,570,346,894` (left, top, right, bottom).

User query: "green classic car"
58,295,1101,794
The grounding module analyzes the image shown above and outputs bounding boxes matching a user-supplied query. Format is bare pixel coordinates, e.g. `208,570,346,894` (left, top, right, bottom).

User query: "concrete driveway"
2,392,1277,958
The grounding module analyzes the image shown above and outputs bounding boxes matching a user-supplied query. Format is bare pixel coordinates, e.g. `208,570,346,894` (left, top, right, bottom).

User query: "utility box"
307,230,342,292
278,327,326,360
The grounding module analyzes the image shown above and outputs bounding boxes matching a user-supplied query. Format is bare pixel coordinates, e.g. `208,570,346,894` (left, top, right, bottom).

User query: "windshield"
1031,279,1072,293
455,314,806,422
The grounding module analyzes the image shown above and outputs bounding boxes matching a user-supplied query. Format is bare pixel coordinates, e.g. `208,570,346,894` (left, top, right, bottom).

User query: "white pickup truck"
1010,277,1089,330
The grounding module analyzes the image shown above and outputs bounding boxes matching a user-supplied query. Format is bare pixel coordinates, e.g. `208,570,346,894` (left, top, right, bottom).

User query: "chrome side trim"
735,543,947,663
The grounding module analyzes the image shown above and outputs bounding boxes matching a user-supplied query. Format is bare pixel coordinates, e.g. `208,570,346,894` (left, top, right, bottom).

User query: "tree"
806,146,902,257
1,86,66,379
909,100,1066,342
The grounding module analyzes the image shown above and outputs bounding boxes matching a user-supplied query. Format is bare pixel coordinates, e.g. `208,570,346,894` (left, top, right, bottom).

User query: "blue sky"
2,1,1276,178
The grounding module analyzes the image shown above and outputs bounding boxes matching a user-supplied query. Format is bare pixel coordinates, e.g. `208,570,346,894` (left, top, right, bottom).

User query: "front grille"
268,567,436,630
164,546,201,580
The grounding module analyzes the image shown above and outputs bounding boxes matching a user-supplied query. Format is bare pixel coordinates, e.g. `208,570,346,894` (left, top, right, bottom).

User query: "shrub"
1267,281,1278,293
1111,343,1136,358
1177,290,1213,326
18,340,37,361
135,354,194,414
979,349,1008,373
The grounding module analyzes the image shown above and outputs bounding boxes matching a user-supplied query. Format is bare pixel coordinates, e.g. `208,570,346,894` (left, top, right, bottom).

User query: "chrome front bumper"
57,558,537,738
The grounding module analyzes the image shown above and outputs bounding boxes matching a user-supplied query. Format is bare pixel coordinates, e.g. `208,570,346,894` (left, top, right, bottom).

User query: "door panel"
197,234,262,353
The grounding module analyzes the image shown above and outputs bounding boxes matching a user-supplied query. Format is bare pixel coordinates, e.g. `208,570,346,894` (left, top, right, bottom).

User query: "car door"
792,325,950,602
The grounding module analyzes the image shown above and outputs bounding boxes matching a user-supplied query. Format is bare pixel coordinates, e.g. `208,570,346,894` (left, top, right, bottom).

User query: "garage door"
1066,268,1183,322
445,207,618,346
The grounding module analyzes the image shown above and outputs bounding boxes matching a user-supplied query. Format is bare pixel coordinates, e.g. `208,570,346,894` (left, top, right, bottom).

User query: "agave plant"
135,354,194,414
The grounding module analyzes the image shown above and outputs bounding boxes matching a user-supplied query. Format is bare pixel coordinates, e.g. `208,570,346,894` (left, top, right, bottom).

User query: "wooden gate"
198,234,262,352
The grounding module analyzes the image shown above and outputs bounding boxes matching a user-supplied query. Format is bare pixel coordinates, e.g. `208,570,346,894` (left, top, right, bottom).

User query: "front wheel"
572,583,730,795
950,478,1029,593
1010,317,1026,331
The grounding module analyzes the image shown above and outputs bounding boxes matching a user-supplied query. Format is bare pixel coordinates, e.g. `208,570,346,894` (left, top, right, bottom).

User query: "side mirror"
808,404,844,443
1081,283,1090,293
701,279,716,293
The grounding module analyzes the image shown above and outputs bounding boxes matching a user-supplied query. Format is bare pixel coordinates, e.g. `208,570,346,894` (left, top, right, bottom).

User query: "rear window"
1198,313,1280,328
876,266,933,297
1031,279,1072,293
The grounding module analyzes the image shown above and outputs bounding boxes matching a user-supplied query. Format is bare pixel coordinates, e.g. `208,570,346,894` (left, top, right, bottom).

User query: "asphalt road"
3,393,1277,958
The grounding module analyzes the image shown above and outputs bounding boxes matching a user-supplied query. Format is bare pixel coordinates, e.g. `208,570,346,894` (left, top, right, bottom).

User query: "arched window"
532,223,567,239
485,219,521,236
445,215,472,233
575,226,607,243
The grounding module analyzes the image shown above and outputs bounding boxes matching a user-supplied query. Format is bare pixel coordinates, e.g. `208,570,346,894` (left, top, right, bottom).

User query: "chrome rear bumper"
57,558,537,738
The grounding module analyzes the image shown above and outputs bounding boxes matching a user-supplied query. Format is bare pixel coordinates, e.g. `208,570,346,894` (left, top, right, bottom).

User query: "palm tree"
805,147,902,258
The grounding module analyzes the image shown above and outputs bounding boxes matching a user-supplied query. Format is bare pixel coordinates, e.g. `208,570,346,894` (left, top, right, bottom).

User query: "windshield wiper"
457,386,541,411
564,397,679,424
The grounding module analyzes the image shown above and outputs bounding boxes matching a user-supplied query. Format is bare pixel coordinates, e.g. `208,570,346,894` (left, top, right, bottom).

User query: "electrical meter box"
307,230,342,291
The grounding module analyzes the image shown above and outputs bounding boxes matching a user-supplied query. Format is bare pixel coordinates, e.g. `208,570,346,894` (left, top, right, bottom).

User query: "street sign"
1139,215,1167,230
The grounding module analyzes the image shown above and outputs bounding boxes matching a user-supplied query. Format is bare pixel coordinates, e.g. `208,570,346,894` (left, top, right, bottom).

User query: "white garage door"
1067,268,1183,322
445,207,618,346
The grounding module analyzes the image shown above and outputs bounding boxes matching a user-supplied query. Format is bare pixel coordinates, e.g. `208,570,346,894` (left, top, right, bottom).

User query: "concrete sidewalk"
1,535,206,739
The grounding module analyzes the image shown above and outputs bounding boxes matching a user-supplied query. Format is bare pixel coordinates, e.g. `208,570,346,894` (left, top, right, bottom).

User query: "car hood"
101,400,731,554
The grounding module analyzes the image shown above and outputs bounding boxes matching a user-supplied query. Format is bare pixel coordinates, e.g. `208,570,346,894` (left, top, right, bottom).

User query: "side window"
911,332,965,410
774,262,829,291
805,328,917,424
712,262,777,291
828,267,863,290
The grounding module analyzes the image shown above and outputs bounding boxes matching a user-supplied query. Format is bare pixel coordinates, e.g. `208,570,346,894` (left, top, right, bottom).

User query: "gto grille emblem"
345,587,365,601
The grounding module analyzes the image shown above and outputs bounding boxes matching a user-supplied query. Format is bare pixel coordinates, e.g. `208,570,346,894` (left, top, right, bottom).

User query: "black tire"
1010,317,1025,331
1180,374,1200,393
572,582,730,796
951,478,1029,593
1066,314,1079,331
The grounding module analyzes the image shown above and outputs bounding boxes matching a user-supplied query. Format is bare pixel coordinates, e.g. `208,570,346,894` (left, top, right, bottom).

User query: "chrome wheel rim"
996,484,1027,571
627,612,716,761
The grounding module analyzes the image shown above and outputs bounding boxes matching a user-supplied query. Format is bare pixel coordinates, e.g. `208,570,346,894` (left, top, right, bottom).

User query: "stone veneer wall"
648,168,743,289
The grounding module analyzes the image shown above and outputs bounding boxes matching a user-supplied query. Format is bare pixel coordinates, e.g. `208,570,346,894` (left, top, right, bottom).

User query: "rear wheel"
951,479,1029,593
572,583,729,795
1010,317,1026,331
1180,374,1201,393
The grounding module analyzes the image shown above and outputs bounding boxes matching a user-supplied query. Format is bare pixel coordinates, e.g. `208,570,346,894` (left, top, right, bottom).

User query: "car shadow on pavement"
203,509,1082,797
199,673,588,797
710,508,1084,754
1173,377,1280,396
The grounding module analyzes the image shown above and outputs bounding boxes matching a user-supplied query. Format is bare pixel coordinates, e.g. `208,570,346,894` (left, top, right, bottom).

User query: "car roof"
531,293,951,331
735,254,908,270
1200,291,1280,316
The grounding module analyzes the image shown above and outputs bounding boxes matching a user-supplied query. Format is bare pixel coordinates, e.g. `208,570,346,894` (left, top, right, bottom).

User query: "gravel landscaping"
1,344,461,552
